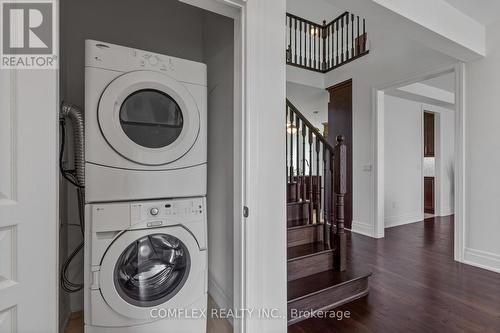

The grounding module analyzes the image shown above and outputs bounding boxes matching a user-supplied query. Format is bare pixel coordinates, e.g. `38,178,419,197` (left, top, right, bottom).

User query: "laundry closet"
58,0,236,331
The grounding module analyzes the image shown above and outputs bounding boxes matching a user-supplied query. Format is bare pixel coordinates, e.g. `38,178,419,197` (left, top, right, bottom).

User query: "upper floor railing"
286,12,368,73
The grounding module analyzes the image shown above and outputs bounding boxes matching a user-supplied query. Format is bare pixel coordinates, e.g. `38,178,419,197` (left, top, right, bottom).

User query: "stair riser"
287,202,310,227
287,277,369,325
287,225,324,248
288,251,334,281
287,182,298,203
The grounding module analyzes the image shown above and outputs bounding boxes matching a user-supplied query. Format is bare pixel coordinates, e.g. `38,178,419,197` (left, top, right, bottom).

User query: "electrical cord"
59,118,85,293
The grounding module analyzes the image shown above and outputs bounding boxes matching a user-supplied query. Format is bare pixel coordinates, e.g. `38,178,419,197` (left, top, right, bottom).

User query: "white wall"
60,0,235,314
286,81,328,129
464,19,500,273
321,13,456,235
384,96,423,227
384,95,455,228
203,12,235,312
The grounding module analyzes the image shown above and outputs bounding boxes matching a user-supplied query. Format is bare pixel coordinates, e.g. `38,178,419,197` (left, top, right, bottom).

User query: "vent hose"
59,102,85,293
60,102,85,187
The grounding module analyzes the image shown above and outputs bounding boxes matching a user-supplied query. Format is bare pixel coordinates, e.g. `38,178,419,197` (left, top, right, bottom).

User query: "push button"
150,207,159,216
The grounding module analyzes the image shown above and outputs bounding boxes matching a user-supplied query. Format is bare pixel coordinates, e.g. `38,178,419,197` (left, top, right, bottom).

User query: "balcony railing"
286,12,369,73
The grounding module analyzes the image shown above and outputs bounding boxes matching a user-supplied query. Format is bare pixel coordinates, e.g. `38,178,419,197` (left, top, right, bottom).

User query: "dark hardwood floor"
289,216,500,333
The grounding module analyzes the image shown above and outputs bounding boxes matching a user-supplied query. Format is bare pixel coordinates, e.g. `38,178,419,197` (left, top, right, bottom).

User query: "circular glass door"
97,71,200,166
114,234,191,307
119,89,184,149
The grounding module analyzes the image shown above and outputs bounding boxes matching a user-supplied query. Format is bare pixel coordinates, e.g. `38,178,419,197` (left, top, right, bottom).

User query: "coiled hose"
59,102,85,293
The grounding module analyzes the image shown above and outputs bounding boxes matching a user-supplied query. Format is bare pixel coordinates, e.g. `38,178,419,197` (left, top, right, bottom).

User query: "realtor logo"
1,1,57,69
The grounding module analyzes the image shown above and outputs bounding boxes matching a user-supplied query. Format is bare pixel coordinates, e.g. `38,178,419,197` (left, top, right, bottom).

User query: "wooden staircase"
286,99,370,325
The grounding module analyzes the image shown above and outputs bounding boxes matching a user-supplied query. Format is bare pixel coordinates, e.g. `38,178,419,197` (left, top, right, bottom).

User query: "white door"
0,67,59,331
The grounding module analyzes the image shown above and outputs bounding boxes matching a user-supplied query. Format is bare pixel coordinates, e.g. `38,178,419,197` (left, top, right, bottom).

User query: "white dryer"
85,40,207,203
84,197,207,333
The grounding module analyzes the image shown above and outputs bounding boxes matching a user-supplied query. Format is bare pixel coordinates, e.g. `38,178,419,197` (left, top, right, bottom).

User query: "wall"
60,0,235,314
464,19,500,273
384,95,455,228
203,13,235,312
321,14,456,235
286,81,329,129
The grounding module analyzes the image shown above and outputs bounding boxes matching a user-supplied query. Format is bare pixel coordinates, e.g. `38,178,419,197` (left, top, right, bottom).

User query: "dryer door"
98,70,200,166
99,226,204,321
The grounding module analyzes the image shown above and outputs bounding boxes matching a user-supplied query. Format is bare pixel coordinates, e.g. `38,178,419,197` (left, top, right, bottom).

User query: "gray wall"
203,13,234,310
60,0,234,317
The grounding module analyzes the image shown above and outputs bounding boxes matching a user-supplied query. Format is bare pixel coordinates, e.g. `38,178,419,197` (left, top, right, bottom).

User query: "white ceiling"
444,0,500,26
420,73,455,93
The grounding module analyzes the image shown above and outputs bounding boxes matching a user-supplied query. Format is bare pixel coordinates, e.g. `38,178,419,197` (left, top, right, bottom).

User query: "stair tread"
287,200,310,206
287,266,372,302
287,241,332,261
287,223,321,231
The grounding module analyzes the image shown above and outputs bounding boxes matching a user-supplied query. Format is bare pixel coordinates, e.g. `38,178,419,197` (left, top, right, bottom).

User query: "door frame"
372,63,466,263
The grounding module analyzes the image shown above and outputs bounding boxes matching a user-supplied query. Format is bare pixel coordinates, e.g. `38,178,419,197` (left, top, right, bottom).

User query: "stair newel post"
315,136,321,225
308,129,314,224
333,135,347,271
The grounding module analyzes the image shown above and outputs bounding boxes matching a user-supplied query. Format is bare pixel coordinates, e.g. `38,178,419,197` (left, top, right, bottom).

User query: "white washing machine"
85,40,207,203
84,197,207,333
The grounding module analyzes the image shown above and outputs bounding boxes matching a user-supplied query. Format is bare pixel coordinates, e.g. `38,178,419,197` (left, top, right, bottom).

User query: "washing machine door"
99,226,203,321
98,70,200,166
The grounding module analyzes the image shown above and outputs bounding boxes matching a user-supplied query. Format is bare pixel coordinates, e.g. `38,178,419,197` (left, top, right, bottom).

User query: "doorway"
374,64,464,262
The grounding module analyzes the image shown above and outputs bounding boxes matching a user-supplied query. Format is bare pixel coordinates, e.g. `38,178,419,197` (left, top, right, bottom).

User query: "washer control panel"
130,197,205,227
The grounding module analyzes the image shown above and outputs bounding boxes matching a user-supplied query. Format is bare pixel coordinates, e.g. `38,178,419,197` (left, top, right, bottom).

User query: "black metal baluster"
299,21,303,65
322,20,326,71
294,18,297,64
289,109,294,182
357,16,360,56
308,23,312,67
302,120,307,200
336,20,339,66
286,105,289,181
308,129,313,223
322,145,330,248
346,14,349,60
315,136,321,224
351,14,354,58
363,18,366,52
331,24,334,67
314,25,317,69
303,21,307,66
341,15,344,63
289,16,292,61
296,118,300,200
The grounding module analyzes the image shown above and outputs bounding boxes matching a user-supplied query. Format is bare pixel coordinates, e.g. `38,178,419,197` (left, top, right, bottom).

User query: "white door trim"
372,63,466,263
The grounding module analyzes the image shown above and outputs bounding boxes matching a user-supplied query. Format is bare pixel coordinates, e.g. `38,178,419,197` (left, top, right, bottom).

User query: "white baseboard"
350,220,374,238
439,207,454,217
385,211,424,228
208,272,233,323
463,247,500,274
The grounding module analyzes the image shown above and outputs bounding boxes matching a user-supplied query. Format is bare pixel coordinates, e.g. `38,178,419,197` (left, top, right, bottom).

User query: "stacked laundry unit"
83,40,208,333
